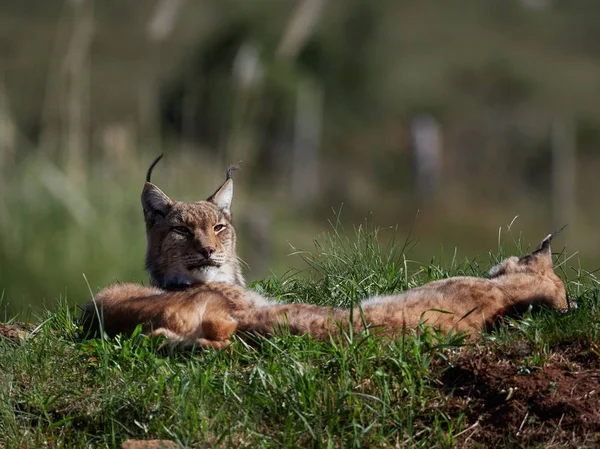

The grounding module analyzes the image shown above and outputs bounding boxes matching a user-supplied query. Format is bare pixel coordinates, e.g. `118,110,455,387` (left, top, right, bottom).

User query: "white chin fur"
192,266,235,284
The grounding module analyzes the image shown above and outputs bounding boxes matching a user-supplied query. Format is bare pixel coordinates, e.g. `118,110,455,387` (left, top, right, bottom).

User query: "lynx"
83,155,273,345
235,231,568,341
85,230,567,348
142,155,245,288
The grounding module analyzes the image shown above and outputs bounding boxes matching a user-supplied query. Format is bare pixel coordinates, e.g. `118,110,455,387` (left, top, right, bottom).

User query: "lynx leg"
151,328,186,351
151,327,232,351
195,338,233,350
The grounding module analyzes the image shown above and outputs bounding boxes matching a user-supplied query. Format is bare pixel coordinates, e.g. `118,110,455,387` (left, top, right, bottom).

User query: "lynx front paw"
196,338,232,350
151,328,232,352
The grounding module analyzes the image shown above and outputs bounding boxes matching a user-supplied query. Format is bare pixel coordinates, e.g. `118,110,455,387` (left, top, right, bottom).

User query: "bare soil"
0,322,35,342
441,342,600,448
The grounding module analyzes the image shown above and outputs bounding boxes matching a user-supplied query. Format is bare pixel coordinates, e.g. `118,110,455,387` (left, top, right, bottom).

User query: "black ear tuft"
226,164,240,180
146,154,164,183
536,224,567,253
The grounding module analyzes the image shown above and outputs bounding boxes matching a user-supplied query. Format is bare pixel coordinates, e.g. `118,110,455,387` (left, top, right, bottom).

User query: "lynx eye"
213,224,226,233
171,226,192,237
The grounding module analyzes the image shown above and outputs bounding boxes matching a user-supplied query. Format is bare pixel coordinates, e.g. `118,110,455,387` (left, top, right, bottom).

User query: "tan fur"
235,234,567,341
141,155,245,289
84,233,567,348
83,282,271,349
82,157,263,348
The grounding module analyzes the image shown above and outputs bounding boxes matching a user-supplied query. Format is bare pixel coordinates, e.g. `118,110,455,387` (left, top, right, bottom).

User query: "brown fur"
142,155,245,289
82,156,259,348
83,282,271,349
235,233,567,341
84,233,567,348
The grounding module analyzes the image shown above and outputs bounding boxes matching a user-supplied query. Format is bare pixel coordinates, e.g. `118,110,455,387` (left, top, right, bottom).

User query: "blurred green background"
1,0,599,316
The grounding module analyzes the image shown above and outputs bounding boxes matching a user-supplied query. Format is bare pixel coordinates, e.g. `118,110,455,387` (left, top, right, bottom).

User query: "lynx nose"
200,246,215,259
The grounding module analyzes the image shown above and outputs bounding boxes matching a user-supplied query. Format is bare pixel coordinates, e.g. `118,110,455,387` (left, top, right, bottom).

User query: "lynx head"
488,227,568,309
141,155,245,289
488,227,567,278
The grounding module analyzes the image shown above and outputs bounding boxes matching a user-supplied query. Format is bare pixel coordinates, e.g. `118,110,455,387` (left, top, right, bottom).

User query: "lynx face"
141,156,245,289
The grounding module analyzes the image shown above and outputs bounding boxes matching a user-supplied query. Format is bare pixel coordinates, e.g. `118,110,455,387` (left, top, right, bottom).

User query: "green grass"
1,224,599,448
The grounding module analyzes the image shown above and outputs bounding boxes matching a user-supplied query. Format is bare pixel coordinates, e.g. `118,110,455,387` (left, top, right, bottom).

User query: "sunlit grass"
1,223,598,448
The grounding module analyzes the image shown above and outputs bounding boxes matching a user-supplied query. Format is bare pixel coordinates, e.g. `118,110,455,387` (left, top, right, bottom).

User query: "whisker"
237,256,250,270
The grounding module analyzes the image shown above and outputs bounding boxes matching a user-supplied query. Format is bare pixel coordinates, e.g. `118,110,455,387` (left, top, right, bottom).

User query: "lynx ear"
142,154,172,218
534,224,567,255
207,168,235,216
142,183,173,217
207,178,233,216
516,225,567,271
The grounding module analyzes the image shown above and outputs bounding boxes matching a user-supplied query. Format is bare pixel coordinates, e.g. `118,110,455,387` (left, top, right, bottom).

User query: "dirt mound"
442,343,600,448
0,322,35,342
